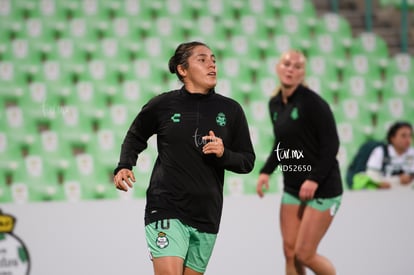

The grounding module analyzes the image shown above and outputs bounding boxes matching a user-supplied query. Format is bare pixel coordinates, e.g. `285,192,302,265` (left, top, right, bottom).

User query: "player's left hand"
202,130,224,158
299,179,318,201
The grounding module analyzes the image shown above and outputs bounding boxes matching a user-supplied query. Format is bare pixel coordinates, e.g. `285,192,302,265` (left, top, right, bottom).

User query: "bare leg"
280,204,306,275
153,256,184,275
295,207,336,275
183,267,203,275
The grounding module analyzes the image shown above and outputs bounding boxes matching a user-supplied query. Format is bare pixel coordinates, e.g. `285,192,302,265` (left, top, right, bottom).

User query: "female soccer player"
114,41,255,275
256,50,343,275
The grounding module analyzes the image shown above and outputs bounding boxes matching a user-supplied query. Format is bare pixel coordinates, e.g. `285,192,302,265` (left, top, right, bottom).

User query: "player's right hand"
113,168,136,191
256,173,270,198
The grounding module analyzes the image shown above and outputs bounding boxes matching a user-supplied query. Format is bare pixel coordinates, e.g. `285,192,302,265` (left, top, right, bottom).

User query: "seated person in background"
366,121,414,189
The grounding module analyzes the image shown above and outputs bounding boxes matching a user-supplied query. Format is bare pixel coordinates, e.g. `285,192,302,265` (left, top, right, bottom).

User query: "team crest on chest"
290,107,299,120
216,112,226,126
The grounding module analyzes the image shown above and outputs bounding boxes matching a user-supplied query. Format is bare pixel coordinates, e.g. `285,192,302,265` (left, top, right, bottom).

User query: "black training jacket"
115,86,255,233
260,84,343,198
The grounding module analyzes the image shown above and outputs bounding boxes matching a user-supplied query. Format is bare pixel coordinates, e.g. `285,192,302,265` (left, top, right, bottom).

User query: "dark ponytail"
168,41,208,82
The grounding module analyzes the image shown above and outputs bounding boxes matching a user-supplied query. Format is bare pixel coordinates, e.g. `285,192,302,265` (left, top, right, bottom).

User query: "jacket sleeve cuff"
113,165,132,175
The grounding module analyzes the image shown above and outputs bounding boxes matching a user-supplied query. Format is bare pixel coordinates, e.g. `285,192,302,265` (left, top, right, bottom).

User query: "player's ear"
177,65,186,78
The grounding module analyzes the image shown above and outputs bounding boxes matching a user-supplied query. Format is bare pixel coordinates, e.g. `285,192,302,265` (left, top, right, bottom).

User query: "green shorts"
145,219,217,273
282,192,342,216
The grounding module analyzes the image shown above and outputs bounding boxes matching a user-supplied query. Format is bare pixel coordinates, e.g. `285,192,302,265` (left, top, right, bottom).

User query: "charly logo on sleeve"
0,210,30,275
272,112,278,121
171,113,181,123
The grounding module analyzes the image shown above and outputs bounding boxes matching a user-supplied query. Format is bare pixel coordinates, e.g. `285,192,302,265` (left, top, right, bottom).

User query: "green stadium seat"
305,75,339,105
109,74,160,111
306,33,347,63
138,0,169,19
48,104,93,146
274,13,311,45
0,130,23,173
197,0,236,18
60,17,101,46
28,17,65,46
255,75,279,100
47,37,87,63
143,16,187,42
0,0,20,20
62,153,120,200
185,15,228,45
17,81,60,121
381,73,413,101
38,58,63,83
1,105,37,146
279,0,317,28
11,155,65,202
81,37,129,66
350,32,389,62
0,35,43,65
97,103,133,137
62,75,109,119
76,0,113,19
338,74,380,110
340,98,373,121
94,16,133,40
214,78,247,104
223,172,245,196
28,130,73,169
313,12,353,44
245,100,272,130
220,56,255,96
126,57,166,90
131,149,156,199
86,129,120,168
385,53,414,76
252,54,278,84
137,36,171,61
284,0,316,15
340,98,375,136
165,0,202,19
0,170,13,203
307,55,339,79
56,1,84,18
306,55,340,98
342,55,383,103
336,121,367,148
62,179,82,202
248,124,274,161
377,97,409,121
374,98,414,139
10,182,29,203
336,144,350,182
226,15,269,42
36,0,68,18
0,61,29,101
236,0,275,18
341,54,383,88
230,35,262,60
